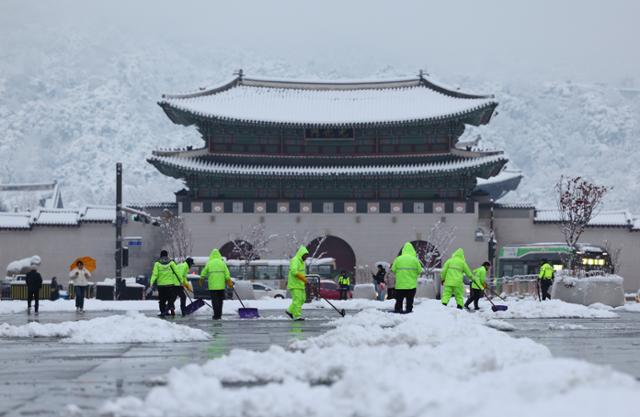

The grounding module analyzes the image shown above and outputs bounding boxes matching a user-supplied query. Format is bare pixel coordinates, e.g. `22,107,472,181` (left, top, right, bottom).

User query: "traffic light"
122,247,129,268
132,214,150,224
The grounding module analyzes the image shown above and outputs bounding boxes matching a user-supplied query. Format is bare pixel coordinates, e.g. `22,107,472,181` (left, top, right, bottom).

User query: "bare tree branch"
421,220,457,275
229,224,278,279
159,209,193,261
555,176,610,268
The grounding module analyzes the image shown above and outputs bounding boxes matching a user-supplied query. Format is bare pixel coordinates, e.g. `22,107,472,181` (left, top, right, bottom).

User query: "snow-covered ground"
101,300,639,417
0,311,210,343
0,297,623,319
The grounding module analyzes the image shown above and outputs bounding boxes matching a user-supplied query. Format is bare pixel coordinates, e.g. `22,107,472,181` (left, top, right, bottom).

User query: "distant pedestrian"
386,270,396,300
338,271,350,300
25,266,43,314
69,260,92,312
286,246,309,321
200,249,232,320
391,242,422,313
465,261,491,310
538,260,554,301
440,248,473,309
49,276,59,301
372,265,386,301
150,250,180,317
174,257,194,316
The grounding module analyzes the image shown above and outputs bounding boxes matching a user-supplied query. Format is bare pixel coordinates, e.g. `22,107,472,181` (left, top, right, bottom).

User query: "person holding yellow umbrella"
69,256,95,312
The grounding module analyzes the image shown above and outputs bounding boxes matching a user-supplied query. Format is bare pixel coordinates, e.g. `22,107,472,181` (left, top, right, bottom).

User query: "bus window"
254,265,284,280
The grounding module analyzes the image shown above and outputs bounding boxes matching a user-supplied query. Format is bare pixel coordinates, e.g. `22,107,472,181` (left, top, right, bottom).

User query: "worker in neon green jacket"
150,250,181,317
391,242,422,313
464,261,491,310
338,272,351,300
286,246,309,321
200,249,232,320
538,260,554,301
440,248,474,309
173,257,194,316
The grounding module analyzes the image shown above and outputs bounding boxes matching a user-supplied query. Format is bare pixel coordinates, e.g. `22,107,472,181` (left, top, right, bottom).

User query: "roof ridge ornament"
234,68,244,82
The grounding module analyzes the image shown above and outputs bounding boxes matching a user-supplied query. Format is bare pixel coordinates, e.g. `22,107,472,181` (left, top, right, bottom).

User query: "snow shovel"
484,292,508,312
489,287,507,302
321,297,346,317
232,287,259,319
183,290,205,316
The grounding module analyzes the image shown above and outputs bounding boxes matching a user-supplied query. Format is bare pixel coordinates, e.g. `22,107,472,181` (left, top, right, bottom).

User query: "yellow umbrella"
69,256,97,272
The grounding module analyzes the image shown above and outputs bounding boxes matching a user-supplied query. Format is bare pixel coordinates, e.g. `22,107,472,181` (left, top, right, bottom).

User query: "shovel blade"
183,298,205,315
238,308,260,319
491,305,508,312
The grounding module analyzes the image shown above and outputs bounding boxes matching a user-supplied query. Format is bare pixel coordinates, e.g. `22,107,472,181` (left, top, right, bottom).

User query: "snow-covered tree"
421,220,456,275
555,176,610,268
229,224,278,279
159,209,193,261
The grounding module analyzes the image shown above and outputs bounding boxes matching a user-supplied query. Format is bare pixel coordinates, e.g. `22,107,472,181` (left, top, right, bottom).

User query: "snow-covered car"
252,282,286,299
319,279,351,300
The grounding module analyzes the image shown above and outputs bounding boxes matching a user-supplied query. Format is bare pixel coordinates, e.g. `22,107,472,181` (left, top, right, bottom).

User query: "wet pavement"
510,311,640,379
0,309,339,417
0,308,638,416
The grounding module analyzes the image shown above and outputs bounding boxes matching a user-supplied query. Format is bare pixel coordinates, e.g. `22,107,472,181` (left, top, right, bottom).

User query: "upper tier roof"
159,74,498,127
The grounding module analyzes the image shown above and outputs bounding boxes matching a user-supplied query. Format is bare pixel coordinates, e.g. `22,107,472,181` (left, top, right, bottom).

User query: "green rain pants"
288,289,306,319
441,285,465,308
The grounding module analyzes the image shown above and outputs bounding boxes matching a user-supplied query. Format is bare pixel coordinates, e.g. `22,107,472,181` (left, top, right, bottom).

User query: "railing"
492,274,540,299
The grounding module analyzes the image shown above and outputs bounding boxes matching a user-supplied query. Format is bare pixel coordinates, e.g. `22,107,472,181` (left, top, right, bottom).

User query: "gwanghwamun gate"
2,72,639,293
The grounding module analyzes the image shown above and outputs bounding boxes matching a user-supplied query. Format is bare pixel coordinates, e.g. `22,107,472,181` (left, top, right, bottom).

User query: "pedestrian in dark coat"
49,277,59,301
372,265,387,301
25,267,43,314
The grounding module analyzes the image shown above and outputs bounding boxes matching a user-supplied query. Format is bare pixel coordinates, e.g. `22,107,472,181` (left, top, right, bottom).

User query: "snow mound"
486,319,516,331
0,311,210,343
101,300,639,417
477,299,618,319
616,303,640,313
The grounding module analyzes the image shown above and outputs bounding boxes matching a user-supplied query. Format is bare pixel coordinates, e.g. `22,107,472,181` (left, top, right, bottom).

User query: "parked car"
319,279,351,300
252,282,287,299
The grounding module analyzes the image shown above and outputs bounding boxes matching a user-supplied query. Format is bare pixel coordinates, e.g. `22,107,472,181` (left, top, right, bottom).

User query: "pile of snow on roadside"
0,311,210,343
102,300,638,417
477,299,618,319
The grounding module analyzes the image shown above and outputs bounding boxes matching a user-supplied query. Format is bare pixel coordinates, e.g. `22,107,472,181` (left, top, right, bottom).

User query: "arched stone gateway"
397,240,441,268
219,240,256,260
306,235,356,276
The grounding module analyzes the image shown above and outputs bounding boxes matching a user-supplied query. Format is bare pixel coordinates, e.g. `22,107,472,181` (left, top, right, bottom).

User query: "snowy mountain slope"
0,31,638,209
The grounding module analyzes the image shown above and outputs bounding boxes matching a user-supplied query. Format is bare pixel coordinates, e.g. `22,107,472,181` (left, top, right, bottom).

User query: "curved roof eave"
158,101,498,129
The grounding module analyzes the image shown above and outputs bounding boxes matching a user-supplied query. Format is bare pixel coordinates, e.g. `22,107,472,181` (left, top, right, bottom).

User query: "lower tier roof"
148,153,507,179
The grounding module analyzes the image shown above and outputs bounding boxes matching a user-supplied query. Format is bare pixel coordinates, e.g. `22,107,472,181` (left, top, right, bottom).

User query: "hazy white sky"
1,0,639,82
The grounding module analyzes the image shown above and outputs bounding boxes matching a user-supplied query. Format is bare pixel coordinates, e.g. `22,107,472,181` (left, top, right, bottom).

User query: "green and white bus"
497,243,612,277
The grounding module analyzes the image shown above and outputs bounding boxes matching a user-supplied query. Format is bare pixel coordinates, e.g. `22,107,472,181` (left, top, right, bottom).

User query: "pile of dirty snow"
0,311,210,343
101,300,639,417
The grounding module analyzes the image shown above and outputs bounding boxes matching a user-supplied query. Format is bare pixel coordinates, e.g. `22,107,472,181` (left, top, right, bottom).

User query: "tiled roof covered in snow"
31,209,79,226
534,209,634,227
0,213,32,229
0,205,118,229
81,205,115,222
148,153,508,177
159,75,497,127
494,202,535,209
